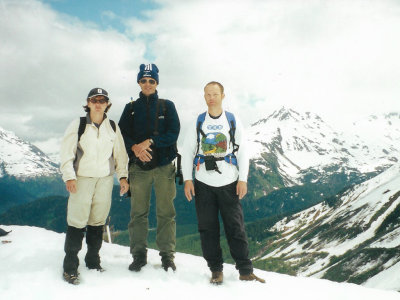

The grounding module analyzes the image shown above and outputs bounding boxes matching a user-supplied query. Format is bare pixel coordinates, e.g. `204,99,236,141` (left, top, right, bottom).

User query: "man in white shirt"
182,81,265,285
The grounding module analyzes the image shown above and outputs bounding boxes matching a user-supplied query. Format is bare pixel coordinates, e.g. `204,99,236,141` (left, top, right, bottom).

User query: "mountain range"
248,108,400,188
1,107,399,219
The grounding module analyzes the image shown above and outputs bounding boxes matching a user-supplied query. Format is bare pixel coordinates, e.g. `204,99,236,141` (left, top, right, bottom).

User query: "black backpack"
77,117,116,142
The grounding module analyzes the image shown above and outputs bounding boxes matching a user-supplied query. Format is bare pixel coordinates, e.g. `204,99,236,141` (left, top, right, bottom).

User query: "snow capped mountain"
256,163,400,289
351,112,400,160
247,107,400,186
0,126,59,178
0,225,399,300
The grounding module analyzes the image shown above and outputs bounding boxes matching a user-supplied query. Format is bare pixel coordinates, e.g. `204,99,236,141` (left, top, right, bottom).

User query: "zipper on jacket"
146,96,151,138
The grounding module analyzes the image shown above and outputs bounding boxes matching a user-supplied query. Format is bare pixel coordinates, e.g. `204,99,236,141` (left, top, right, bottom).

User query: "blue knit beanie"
137,63,159,84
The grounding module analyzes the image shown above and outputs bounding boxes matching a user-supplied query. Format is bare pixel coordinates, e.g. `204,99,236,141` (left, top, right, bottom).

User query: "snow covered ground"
0,226,399,300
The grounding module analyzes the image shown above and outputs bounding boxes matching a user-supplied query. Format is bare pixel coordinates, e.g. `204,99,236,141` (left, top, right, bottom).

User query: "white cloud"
125,0,400,128
1,0,400,151
0,0,146,141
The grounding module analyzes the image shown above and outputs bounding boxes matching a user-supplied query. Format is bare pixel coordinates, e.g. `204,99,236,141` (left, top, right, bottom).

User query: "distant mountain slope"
0,127,59,178
0,126,65,213
0,175,66,213
255,163,400,286
0,185,196,233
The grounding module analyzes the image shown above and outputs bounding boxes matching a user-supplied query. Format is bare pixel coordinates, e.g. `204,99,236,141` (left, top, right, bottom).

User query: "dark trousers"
194,179,253,275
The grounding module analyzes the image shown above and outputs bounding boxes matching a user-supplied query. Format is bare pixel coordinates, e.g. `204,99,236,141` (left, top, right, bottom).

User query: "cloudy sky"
1,0,400,155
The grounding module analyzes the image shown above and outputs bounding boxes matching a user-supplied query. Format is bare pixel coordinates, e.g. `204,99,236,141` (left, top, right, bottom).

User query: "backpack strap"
78,117,116,142
157,98,178,153
195,112,207,156
225,111,239,155
153,98,166,136
156,99,181,184
77,117,87,142
109,120,116,132
130,97,136,115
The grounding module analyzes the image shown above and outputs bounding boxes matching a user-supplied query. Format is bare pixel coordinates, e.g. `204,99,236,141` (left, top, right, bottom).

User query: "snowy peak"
252,107,325,126
0,126,59,178
247,107,400,185
248,107,345,184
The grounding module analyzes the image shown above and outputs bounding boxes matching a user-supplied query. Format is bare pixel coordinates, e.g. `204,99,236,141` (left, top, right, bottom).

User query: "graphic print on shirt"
201,124,227,157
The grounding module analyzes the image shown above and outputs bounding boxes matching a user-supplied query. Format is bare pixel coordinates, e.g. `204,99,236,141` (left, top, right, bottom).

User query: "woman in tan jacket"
60,87,129,285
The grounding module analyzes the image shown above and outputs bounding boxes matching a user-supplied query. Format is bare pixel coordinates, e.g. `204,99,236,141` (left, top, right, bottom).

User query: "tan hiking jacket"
60,115,129,182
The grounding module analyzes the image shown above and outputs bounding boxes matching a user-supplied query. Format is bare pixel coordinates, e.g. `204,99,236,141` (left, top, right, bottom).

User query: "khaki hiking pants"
67,175,114,229
128,163,176,258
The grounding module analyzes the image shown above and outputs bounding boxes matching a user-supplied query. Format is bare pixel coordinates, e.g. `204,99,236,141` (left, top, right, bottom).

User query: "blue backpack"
194,111,239,170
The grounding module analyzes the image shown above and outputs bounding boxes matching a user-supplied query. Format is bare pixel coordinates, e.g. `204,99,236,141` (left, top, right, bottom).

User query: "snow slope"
0,127,59,178
0,226,399,300
259,163,400,288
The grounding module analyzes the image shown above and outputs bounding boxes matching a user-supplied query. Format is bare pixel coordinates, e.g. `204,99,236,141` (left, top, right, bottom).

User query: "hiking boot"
161,257,176,272
63,271,80,285
210,271,223,285
128,255,147,272
239,273,265,283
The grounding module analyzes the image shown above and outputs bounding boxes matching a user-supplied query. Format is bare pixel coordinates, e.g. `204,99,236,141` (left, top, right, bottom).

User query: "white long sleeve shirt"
60,115,129,182
181,110,249,187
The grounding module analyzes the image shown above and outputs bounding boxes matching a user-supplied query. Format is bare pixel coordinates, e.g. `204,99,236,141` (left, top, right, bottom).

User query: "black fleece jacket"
118,91,180,166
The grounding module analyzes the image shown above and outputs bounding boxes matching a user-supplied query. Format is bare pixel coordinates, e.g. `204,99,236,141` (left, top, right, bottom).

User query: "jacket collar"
139,90,158,102
86,113,108,125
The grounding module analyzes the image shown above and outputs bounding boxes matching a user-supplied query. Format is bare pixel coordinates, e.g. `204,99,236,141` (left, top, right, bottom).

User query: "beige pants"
67,175,114,228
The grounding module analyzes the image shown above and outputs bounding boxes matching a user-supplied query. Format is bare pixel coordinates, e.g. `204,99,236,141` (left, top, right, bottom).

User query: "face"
87,96,108,113
204,84,225,109
139,77,158,96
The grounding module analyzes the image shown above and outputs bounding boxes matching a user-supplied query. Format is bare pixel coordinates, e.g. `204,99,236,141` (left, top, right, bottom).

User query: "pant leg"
87,175,114,226
85,225,104,268
153,163,177,258
67,176,97,228
217,181,253,275
194,180,223,272
128,163,153,256
63,225,85,273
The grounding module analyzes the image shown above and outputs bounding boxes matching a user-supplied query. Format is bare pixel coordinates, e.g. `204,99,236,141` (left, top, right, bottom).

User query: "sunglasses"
139,78,157,85
88,98,108,104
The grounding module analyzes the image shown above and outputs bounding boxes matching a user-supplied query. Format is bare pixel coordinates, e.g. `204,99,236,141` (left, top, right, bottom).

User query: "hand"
131,139,152,157
119,178,129,195
65,179,77,194
236,181,247,200
184,180,195,201
138,149,153,162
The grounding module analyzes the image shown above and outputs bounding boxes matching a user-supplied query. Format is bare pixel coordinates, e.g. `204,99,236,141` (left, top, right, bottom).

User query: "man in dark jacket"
119,63,180,272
